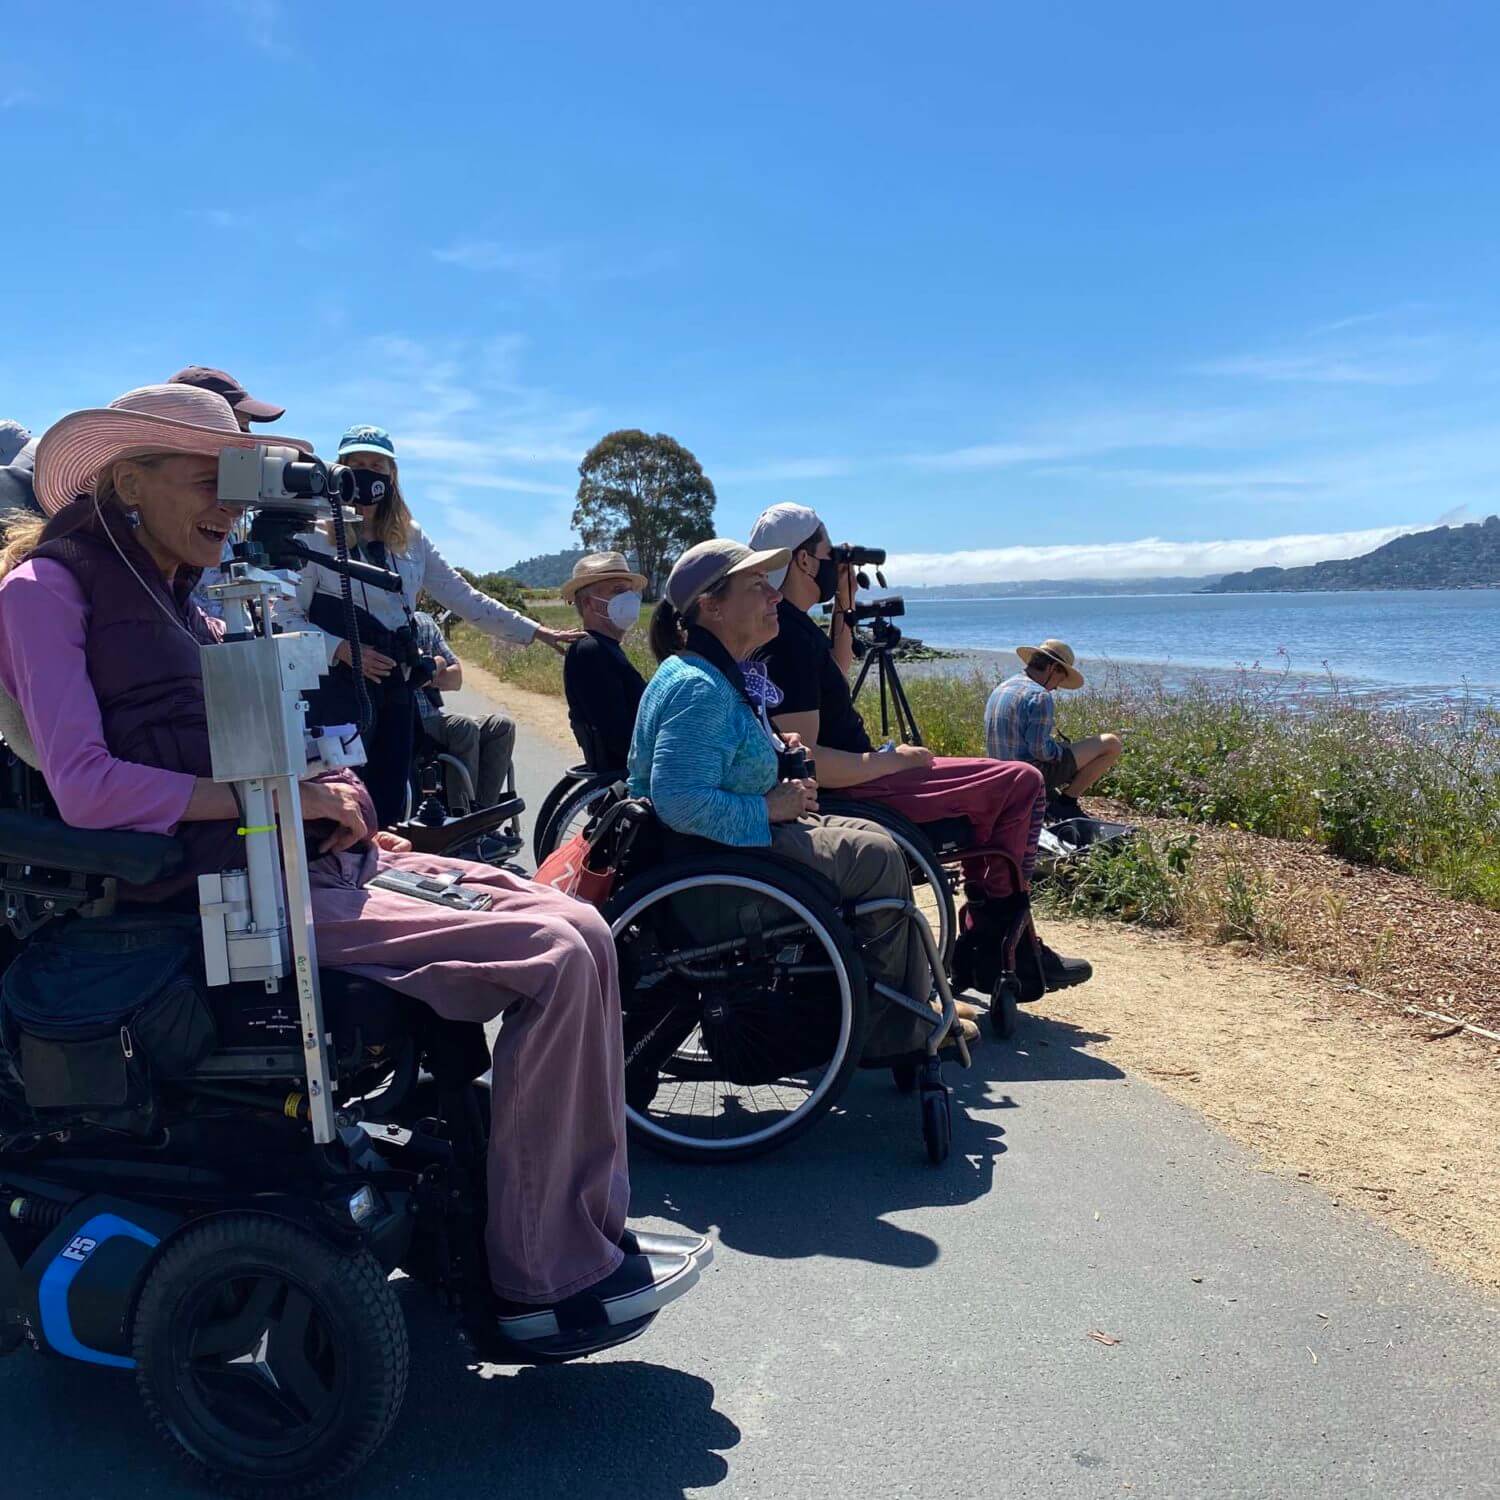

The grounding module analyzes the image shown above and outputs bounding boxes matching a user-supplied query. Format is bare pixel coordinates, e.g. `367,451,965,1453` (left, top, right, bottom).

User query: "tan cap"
665,538,792,613
1016,638,1084,690
561,551,648,604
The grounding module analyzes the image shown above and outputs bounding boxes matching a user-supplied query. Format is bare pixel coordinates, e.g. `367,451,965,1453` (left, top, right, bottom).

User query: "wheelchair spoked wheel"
608,855,868,1162
133,1214,408,1498
533,775,614,865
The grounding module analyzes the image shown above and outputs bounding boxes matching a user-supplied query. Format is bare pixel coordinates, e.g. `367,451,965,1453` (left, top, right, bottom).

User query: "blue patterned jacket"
627,653,776,846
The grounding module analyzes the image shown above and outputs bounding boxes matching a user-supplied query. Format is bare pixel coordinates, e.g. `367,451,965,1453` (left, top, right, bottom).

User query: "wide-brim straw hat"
561,550,648,603
34,384,313,517
1016,637,1085,689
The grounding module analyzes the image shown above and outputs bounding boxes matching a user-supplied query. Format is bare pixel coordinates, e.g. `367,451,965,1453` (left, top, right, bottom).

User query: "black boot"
1040,942,1093,991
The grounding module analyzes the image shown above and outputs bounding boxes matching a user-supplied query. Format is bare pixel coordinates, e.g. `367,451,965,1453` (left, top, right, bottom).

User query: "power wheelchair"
0,511,656,1495
549,791,968,1165
0,725,549,1495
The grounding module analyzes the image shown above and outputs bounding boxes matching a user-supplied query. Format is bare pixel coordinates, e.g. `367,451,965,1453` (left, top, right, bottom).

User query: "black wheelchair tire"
606,853,869,1163
133,1214,409,1499
533,774,612,866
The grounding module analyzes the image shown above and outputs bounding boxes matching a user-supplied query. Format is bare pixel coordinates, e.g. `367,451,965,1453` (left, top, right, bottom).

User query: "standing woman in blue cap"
297,423,582,826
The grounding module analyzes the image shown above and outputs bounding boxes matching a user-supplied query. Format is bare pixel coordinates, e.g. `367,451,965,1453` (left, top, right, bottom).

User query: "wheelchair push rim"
609,868,865,1160
534,775,615,865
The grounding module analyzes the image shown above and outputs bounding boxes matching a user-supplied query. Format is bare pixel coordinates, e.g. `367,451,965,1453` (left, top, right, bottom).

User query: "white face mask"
604,590,642,629
766,564,789,591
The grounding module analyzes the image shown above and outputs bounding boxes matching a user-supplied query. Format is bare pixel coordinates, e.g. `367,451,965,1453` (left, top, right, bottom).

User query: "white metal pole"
272,773,337,1144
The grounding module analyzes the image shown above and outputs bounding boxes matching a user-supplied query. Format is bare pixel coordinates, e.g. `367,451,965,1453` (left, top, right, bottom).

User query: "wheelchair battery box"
16,1194,182,1368
367,869,493,912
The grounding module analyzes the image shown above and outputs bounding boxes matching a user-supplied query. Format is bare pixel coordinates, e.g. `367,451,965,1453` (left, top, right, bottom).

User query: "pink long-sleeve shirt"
0,559,197,834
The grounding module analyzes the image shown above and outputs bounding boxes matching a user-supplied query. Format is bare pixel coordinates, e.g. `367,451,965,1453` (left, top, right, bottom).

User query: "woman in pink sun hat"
0,384,703,1353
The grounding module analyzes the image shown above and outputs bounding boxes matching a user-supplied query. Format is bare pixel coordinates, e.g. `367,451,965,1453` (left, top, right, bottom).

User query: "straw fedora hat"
33,384,313,518
560,550,648,604
1016,638,1085,690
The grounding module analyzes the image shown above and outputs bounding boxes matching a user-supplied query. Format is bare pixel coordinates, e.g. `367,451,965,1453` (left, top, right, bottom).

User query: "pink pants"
846,757,1045,898
311,850,629,1304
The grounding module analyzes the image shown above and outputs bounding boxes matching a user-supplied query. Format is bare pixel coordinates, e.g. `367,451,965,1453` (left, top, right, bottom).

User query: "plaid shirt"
984,673,1062,766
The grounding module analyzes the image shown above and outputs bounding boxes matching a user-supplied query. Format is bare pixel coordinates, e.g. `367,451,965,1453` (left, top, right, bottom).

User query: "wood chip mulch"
1084,798,1500,1035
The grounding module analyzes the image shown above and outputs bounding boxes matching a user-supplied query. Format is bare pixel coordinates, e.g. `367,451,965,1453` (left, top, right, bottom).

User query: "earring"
125,508,142,529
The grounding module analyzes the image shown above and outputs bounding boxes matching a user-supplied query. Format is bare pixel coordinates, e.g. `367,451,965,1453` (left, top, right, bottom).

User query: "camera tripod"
849,615,925,747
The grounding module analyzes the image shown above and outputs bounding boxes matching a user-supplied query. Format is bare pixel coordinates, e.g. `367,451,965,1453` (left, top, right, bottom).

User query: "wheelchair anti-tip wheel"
988,974,1021,1040
132,1214,409,1499
608,853,869,1163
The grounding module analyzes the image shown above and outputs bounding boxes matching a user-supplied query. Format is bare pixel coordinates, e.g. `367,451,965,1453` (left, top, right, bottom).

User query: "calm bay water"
892,589,1500,705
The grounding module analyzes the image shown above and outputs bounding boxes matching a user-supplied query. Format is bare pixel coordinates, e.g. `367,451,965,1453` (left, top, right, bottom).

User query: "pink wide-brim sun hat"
33,383,314,517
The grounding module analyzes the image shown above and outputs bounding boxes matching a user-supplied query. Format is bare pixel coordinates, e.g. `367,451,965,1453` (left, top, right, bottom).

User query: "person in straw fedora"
0,384,705,1351
985,639,1123,816
561,551,649,771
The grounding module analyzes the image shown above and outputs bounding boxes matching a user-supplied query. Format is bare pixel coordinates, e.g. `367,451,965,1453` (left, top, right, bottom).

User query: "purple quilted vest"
29,502,243,901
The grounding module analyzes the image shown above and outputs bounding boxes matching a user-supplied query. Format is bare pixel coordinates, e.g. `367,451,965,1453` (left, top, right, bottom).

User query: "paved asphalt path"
4,683,1496,1499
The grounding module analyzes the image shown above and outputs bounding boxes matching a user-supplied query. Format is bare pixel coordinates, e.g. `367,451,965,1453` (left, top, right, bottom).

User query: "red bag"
533,830,617,908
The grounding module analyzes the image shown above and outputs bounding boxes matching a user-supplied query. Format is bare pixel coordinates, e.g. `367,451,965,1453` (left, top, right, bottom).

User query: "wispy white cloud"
431,241,564,286
224,0,287,54
886,523,1430,587
902,405,1287,472
1195,347,1440,386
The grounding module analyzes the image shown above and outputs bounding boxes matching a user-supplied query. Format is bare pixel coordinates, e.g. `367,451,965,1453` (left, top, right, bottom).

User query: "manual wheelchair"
550,792,968,1165
0,719,638,1498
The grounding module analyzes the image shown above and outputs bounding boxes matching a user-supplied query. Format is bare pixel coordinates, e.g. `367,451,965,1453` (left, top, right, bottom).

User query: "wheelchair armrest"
392,795,526,856
0,808,186,885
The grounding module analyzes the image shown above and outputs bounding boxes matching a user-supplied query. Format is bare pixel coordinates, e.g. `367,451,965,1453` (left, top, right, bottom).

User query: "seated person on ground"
747,503,1091,999
984,639,1122,817
0,384,700,1351
630,538,976,1055
412,609,517,813
561,551,648,772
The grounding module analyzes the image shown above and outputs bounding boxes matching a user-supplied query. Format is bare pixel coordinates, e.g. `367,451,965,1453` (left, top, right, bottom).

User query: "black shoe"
493,1252,699,1346
620,1227,715,1270
1040,943,1092,991
1047,793,1085,823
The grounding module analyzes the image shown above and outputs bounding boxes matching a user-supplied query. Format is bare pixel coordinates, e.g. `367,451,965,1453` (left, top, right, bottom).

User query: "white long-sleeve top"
291,515,539,663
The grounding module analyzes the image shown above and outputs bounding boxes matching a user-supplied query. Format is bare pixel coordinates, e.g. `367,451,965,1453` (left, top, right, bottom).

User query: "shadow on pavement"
3,1296,739,1499
628,1007,1122,1272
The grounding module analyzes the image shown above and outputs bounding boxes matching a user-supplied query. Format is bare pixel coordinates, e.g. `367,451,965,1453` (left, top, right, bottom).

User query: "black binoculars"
777,745,816,782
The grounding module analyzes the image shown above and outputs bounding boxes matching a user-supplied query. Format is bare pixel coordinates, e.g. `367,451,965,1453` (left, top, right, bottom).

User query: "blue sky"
5,1,1500,583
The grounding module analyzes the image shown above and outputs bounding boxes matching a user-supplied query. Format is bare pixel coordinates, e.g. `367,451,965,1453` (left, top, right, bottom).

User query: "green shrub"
1039,832,1196,927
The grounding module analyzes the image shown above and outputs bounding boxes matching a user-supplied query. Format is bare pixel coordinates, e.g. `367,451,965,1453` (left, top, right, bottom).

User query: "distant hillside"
1205,517,1500,593
500,546,646,590
890,575,1222,600
500,548,587,589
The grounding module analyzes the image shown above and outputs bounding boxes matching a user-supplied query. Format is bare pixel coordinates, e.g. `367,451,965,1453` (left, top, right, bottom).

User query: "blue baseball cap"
337,423,396,460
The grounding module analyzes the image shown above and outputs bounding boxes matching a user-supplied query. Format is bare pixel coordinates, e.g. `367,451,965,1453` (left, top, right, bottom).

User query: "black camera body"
847,596,905,625
777,745,816,782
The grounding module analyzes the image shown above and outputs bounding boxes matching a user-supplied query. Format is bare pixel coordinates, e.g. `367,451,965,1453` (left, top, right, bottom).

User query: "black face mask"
812,556,840,605
350,468,391,508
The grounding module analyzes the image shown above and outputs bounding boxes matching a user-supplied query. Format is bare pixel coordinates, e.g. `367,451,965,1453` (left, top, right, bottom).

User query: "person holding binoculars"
629,539,975,1058
748,503,1092,1002
293,424,583,825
